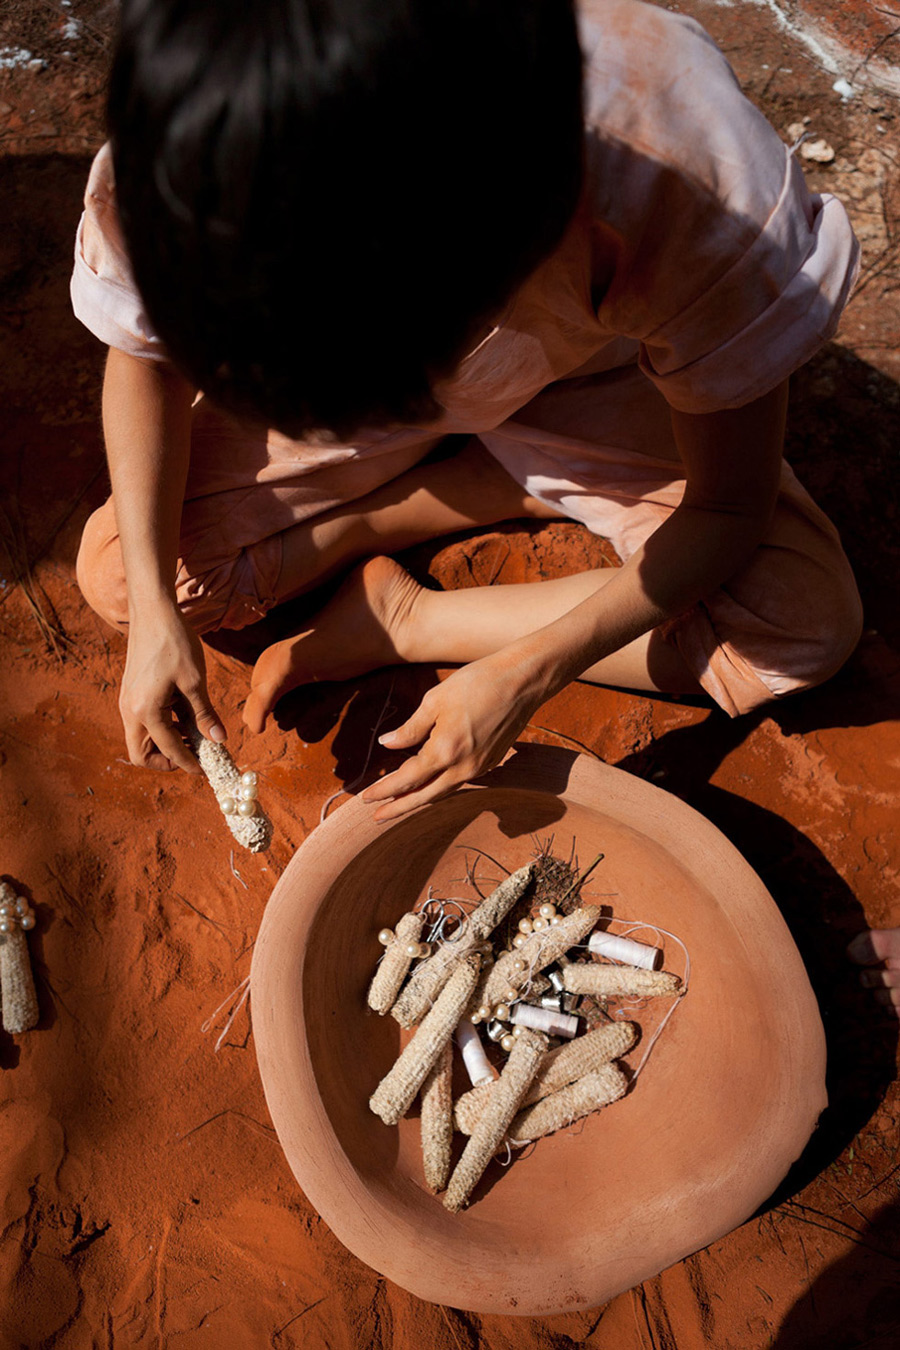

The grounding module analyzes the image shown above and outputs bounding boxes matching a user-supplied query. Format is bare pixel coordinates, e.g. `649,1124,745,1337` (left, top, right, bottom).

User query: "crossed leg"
243,555,700,732
270,435,564,603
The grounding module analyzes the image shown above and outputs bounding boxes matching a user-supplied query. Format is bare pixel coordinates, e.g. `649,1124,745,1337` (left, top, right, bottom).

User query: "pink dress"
72,0,862,716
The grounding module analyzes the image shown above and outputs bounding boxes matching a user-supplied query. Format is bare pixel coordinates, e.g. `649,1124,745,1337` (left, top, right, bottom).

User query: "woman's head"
109,0,584,437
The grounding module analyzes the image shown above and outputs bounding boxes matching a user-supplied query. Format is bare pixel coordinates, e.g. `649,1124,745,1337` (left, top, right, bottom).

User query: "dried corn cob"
0,882,39,1034
508,1062,628,1144
370,955,481,1126
453,1082,493,1135
443,1027,547,1212
392,864,535,1028
187,726,272,853
367,911,425,1015
420,1041,454,1193
562,963,681,999
466,968,552,1021
529,1020,636,1095
482,905,600,1007
453,1021,637,1134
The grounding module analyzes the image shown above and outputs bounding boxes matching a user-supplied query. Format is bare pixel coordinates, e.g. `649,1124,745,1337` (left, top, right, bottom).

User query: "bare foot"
243,556,423,733
847,928,900,1015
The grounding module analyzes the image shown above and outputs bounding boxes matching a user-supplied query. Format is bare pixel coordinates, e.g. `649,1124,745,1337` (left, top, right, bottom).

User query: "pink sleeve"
70,143,169,361
579,1,860,413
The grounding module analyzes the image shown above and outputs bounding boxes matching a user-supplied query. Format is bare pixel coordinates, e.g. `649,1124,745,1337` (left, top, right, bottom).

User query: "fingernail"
378,733,397,746
209,725,226,743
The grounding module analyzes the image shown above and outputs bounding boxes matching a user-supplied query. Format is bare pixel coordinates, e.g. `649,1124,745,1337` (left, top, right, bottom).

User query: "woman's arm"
102,347,226,771
362,379,788,819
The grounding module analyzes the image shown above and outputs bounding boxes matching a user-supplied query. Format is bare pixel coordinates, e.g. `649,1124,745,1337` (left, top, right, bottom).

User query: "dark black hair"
109,0,584,437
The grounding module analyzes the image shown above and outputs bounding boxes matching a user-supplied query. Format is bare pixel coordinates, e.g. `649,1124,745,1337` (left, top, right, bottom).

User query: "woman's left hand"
361,650,547,822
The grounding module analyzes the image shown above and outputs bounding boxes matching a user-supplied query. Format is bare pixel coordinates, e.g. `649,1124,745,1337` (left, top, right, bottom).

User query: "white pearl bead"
20,914,36,931
220,796,236,815
477,1004,492,1022
405,943,421,958
518,918,533,935
504,986,518,1003
237,799,257,817
494,1003,510,1022
0,905,14,919
539,903,556,919
0,919,14,935
532,916,547,931
15,897,29,915
377,928,394,945
240,783,259,801
513,933,527,950
550,915,562,926
513,1025,523,1037
241,770,258,787
512,958,526,973
500,1033,516,1052
470,1012,482,1025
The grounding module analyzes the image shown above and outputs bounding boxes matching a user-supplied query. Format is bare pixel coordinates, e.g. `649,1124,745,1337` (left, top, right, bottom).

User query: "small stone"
800,139,835,165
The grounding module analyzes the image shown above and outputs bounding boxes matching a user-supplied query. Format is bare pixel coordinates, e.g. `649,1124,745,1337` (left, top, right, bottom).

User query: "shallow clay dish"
251,745,825,1315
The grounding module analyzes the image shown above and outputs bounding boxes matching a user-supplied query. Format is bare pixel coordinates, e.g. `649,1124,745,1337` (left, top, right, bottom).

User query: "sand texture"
2,0,900,1343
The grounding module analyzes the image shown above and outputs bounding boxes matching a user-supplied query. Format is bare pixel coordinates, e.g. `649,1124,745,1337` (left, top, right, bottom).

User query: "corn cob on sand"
0,881,39,1034
188,727,273,853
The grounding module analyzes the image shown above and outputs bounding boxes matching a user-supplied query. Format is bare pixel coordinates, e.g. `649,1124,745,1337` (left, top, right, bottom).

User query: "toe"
859,968,900,990
873,987,900,1012
847,928,900,966
243,685,275,734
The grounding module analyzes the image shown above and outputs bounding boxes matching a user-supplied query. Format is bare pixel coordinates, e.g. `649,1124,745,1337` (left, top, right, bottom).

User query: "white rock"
800,139,835,165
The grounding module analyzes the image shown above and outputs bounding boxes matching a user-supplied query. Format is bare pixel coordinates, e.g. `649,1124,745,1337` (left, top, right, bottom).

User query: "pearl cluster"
0,892,36,935
219,770,260,818
511,902,561,949
378,927,433,961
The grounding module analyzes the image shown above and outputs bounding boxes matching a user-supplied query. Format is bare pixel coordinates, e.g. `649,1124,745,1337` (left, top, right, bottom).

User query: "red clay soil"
1,2,899,1347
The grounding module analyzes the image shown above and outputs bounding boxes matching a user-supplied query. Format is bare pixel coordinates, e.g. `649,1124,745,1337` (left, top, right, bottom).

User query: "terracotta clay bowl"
251,745,825,1315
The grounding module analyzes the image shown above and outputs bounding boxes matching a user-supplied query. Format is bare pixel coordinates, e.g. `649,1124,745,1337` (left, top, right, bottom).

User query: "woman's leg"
243,555,700,731
76,435,561,633
272,436,562,602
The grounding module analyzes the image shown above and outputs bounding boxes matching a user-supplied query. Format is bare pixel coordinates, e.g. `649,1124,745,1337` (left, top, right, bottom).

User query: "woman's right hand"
119,599,226,772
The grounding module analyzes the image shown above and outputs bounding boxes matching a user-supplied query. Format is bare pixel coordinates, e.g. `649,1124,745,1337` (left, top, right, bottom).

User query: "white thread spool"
588,931,662,970
510,1002,579,1040
455,1020,496,1087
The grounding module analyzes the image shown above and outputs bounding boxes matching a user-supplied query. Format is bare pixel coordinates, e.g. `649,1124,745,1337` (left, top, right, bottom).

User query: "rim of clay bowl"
251,744,826,1315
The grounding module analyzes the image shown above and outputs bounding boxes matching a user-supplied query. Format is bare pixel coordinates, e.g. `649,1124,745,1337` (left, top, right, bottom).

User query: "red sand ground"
2,2,899,1346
